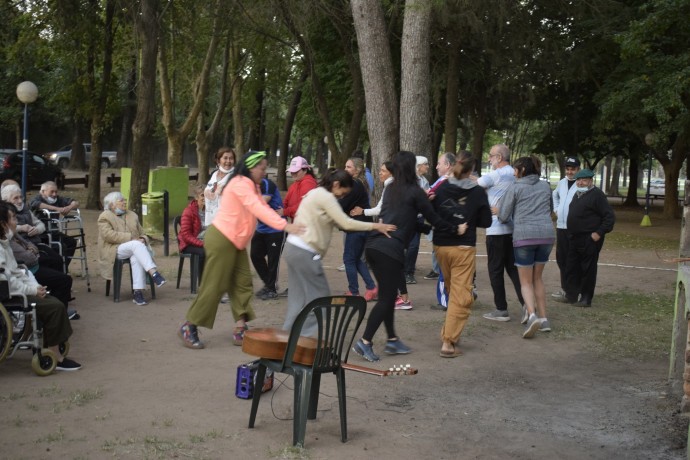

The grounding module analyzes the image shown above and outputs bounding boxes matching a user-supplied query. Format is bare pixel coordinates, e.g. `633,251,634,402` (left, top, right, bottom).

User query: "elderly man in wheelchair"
0,201,80,374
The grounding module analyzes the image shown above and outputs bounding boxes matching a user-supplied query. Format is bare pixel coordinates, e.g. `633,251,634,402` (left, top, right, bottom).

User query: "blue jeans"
343,231,376,295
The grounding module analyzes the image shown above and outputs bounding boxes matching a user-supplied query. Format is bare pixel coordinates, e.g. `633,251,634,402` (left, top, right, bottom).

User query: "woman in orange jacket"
178,151,303,350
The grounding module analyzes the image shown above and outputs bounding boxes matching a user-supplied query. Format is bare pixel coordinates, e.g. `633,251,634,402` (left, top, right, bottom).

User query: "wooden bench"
57,174,88,190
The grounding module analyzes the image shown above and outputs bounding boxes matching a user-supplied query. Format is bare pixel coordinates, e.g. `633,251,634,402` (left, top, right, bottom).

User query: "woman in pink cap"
283,156,318,221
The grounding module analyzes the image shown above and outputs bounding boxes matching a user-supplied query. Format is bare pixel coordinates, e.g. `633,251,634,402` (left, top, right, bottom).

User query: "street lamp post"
16,81,39,199
641,133,654,227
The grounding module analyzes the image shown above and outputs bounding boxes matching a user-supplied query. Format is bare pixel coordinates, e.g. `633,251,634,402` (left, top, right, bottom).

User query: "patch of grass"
143,436,186,456
38,384,62,397
605,231,678,251
270,445,310,459
0,392,27,402
551,289,674,359
35,425,65,443
53,387,104,413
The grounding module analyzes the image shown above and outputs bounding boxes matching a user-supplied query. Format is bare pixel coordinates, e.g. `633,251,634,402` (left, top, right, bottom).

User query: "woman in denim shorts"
498,156,555,338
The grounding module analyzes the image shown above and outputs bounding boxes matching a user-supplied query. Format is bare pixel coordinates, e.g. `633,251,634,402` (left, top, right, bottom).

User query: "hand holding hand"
350,206,363,216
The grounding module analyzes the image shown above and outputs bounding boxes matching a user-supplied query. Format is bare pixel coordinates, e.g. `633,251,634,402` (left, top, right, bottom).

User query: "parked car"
649,178,665,198
47,143,117,169
0,149,62,188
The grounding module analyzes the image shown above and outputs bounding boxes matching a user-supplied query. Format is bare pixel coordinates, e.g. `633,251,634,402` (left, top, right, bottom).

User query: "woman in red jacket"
179,185,206,278
282,156,318,221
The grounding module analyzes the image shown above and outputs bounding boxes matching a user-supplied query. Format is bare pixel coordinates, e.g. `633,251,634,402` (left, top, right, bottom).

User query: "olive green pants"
185,225,256,329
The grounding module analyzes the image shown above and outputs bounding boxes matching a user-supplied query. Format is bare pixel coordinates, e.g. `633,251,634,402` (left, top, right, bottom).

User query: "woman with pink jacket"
178,151,303,350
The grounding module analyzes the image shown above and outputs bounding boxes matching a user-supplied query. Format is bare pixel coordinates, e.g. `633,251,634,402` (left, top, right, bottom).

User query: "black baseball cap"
565,157,580,167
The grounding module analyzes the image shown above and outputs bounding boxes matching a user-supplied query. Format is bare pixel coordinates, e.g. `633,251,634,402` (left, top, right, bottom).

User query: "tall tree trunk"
624,148,641,207
159,0,222,166
117,60,137,167
130,0,160,214
351,0,399,187
609,155,622,196
247,70,265,151
230,41,244,153
444,39,460,154
471,88,487,176
278,2,341,165
196,34,232,185
399,0,431,158
278,69,308,191
86,0,116,209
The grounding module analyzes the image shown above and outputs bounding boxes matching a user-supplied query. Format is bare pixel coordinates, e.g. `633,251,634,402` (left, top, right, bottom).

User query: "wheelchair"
0,274,68,376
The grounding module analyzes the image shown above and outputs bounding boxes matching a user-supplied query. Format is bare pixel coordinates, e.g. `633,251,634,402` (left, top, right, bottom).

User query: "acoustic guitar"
242,328,418,377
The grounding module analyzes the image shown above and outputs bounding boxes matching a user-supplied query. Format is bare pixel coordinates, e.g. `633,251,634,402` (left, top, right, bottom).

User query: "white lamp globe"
16,81,39,104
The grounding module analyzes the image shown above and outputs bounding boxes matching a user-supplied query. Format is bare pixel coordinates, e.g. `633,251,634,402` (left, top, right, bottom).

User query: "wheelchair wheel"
59,341,70,358
32,349,57,376
0,305,11,363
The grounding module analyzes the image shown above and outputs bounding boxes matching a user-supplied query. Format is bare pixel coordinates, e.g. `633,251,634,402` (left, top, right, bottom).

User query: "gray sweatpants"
282,242,330,337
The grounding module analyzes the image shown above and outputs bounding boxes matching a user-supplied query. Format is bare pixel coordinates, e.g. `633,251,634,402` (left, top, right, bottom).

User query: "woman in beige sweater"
282,169,395,336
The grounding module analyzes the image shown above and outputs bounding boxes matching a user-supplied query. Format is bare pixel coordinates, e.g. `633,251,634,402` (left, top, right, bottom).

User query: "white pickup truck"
47,143,118,169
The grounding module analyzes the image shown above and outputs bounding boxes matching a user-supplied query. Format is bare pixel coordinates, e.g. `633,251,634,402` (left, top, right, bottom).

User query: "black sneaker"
68,309,80,320
423,270,439,280
152,271,166,288
405,274,417,284
132,290,148,306
56,358,82,371
260,290,277,301
430,304,447,312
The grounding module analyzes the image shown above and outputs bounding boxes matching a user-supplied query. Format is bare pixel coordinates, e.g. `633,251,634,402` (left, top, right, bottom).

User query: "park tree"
597,0,690,218
128,0,161,213
351,0,399,184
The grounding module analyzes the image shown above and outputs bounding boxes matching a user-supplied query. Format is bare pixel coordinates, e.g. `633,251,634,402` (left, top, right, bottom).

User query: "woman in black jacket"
353,151,462,362
432,151,492,357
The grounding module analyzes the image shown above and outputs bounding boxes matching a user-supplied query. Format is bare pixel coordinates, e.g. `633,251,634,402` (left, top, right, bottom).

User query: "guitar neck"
342,362,418,376
342,362,389,376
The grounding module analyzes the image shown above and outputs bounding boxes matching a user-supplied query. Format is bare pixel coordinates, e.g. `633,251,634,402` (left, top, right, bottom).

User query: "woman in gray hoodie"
498,156,555,339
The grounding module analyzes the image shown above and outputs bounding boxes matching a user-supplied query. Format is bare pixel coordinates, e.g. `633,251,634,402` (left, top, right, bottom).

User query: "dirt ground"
0,180,687,459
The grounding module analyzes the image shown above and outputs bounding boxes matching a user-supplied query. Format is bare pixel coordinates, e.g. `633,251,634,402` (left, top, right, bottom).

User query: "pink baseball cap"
286,156,311,173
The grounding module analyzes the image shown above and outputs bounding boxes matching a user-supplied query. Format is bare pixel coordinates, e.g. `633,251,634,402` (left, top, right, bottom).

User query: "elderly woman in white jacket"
97,192,166,306
0,201,81,371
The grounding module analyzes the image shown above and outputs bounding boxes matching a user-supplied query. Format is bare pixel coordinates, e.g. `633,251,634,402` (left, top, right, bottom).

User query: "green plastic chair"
248,295,367,447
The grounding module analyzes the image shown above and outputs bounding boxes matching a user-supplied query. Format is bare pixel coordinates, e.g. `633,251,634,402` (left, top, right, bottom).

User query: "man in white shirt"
552,157,580,299
473,144,525,322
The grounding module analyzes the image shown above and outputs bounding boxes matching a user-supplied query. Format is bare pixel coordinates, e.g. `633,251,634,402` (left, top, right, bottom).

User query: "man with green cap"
556,169,615,307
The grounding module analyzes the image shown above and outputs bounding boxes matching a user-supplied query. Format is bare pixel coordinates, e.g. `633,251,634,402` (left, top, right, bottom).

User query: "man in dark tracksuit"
561,169,615,307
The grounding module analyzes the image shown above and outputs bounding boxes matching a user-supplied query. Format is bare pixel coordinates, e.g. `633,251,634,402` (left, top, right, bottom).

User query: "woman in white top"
282,169,395,337
350,161,393,219
204,146,236,227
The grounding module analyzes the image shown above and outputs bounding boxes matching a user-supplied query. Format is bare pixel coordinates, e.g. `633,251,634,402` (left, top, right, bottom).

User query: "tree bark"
351,0,399,185
158,0,222,166
130,0,160,214
230,41,244,153
444,39,460,154
278,69,308,190
399,0,432,158
86,0,116,209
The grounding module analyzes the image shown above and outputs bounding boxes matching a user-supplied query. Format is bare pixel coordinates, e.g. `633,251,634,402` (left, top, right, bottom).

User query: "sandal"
232,324,248,346
439,343,463,358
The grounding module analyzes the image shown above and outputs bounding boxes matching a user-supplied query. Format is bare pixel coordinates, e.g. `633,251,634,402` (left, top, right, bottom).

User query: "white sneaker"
337,264,346,272
551,290,566,299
